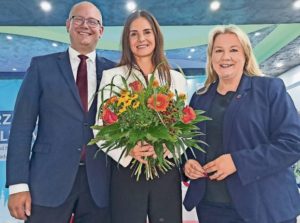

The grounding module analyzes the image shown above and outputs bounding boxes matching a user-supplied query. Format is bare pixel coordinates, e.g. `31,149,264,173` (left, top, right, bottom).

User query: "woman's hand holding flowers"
130,141,155,164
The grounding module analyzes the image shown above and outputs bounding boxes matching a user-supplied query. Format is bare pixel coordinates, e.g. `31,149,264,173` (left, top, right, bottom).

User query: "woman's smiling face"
129,17,156,60
212,33,246,81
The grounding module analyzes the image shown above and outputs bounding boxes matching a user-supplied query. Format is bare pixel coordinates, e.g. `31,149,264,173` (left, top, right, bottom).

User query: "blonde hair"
202,24,261,93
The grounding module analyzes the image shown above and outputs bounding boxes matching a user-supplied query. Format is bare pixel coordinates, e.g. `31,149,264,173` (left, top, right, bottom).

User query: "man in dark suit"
6,1,115,222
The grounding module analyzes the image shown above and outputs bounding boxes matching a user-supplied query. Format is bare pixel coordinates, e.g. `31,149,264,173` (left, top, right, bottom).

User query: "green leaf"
147,126,173,141
153,143,164,164
90,125,104,130
128,129,146,144
165,141,175,154
192,115,212,123
120,75,129,91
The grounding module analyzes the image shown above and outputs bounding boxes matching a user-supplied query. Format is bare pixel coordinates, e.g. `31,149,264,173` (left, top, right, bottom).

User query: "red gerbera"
102,108,118,125
129,81,144,93
181,106,196,124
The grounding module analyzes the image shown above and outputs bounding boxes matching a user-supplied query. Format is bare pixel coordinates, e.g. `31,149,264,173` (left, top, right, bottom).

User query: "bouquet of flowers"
89,72,210,180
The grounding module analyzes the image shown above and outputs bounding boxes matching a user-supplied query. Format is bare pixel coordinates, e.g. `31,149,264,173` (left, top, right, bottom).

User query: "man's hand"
8,191,31,220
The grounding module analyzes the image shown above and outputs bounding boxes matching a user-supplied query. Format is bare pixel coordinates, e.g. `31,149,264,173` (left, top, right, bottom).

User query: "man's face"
66,3,103,54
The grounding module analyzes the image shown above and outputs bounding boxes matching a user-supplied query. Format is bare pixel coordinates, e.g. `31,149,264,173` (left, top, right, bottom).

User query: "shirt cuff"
107,149,133,167
9,184,29,195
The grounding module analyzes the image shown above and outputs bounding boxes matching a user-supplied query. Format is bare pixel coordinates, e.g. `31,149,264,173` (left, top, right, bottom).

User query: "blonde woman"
183,25,300,223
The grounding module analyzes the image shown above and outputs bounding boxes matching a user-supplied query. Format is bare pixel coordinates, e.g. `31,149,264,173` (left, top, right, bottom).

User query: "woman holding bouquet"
95,10,186,223
183,24,300,223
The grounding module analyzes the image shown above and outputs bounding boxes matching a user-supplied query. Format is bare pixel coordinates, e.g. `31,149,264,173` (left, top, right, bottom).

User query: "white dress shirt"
9,47,98,195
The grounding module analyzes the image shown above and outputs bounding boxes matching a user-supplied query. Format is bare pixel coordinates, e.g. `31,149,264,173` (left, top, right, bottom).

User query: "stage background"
0,12,300,223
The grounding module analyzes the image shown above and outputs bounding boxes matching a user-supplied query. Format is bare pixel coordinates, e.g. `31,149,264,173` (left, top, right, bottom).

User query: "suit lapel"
57,51,83,110
192,84,218,163
196,83,218,111
223,75,252,151
93,56,110,110
96,56,103,89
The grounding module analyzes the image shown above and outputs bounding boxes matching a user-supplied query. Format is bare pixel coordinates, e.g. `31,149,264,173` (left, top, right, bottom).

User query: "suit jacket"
183,75,300,223
95,65,187,166
6,51,115,208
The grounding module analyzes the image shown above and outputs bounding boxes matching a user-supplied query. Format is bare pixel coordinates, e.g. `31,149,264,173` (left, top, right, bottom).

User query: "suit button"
77,148,82,152
84,122,88,126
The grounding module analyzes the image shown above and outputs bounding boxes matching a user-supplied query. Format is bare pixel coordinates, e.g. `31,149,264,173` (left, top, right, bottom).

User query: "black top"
204,91,235,204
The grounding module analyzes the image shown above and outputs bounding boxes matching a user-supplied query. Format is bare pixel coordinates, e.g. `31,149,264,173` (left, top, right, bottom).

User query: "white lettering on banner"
0,144,7,161
0,130,9,143
0,111,13,144
0,113,12,125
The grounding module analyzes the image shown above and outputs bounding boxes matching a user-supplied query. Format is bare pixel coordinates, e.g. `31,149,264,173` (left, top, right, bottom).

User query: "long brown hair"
119,10,171,86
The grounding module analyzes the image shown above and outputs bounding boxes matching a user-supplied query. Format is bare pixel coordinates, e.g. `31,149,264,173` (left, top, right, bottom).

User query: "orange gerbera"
178,93,187,101
152,79,160,88
107,96,118,104
147,93,169,112
167,91,175,99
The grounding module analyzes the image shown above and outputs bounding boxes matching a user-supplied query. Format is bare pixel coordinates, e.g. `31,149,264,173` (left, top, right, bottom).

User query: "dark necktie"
76,55,88,163
76,55,88,112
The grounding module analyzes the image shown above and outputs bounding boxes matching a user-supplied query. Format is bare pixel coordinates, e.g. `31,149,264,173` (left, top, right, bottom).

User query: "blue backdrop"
0,76,23,222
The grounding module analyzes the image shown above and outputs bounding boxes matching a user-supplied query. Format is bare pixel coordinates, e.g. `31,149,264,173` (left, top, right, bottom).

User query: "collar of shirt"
68,46,96,64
